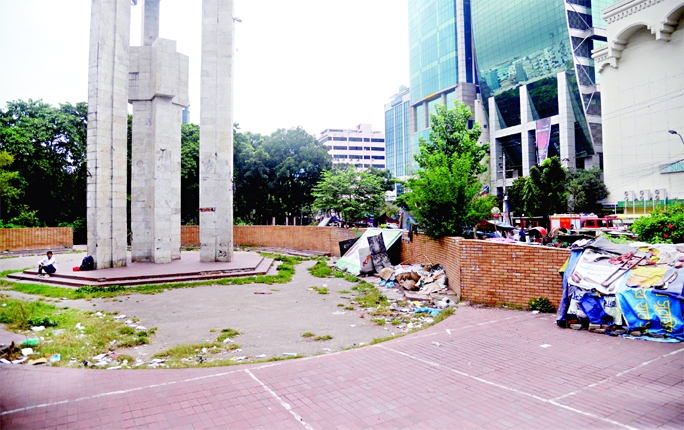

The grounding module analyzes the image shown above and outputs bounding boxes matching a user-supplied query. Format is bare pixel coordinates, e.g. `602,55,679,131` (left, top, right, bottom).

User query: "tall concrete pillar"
519,84,536,175
129,38,189,263
558,71,576,169
200,0,235,262
141,0,160,46
86,0,131,269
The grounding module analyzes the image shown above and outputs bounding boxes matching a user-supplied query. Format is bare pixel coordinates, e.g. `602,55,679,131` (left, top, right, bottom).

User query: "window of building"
349,146,362,151
349,137,362,142
372,164,385,169
333,154,347,159
364,155,370,159
371,147,384,152
371,138,384,143
333,137,347,141
320,136,331,142
364,147,370,151
355,164,363,168
372,156,385,160
333,146,347,150
363,138,370,142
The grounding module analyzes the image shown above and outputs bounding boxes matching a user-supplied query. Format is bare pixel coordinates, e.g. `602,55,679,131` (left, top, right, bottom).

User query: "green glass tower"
471,0,618,198
407,0,478,174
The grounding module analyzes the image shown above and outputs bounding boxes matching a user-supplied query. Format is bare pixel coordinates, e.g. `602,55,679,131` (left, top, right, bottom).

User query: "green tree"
0,99,87,226
0,151,21,223
517,156,568,218
312,165,386,223
180,123,200,223
567,167,609,214
402,101,495,238
507,176,528,216
415,101,489,176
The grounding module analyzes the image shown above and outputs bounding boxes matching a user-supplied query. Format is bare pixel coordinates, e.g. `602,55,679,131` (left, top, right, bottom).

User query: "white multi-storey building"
318,124,386,169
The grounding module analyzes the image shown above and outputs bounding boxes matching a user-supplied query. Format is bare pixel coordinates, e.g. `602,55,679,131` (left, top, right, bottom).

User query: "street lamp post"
668,130,684,146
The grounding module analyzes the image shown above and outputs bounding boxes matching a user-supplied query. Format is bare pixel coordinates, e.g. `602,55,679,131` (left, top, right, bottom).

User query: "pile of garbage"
558,236,684,341
377,263,448,296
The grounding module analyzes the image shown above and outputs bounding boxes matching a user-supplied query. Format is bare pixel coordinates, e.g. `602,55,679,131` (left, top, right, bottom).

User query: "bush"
528,297,555,313
629,204,684,244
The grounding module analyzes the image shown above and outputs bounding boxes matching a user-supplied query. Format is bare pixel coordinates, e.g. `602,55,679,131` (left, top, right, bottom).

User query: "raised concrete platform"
7,251,273,288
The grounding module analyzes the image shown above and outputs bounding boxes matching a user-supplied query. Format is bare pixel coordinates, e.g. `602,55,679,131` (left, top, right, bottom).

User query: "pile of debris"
378,264,448,296
558,236,684,341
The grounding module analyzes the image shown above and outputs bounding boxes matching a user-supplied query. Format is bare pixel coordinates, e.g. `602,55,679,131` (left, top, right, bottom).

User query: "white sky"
0,0,409,137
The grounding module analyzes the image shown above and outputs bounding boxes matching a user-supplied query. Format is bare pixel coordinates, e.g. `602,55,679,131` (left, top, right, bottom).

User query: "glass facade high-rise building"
384,86,411,179
471,0,618,197
407,0,478,174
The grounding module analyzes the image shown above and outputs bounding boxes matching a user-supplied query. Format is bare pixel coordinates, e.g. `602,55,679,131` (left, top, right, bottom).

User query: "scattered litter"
114,315,126,320
432,342,442,347
0,358,10,364
540,344,552,348
75,323,84,330
333,311,346,315
21,339,38,347
254,291,272,295
107,366,122,370
255,354,267,359
49,354,61,363
11,357,27,364
92,353,107,361
350,325,356,328
135,326,147,331
532,310,540,314
30,326,45,332
28,358,47,365
222,338,233,343
21,348,33,356
52,329,65,336
446,329,452,335
282,353,297,357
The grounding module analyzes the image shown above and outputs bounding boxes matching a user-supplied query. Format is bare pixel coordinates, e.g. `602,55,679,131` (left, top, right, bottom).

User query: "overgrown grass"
308,258,334,278
339,289,351,294
313,335,333,341
301,332,314,338
0,294,155,365
371,318,386,325
2,253,304,300
352,282,390,308
216,328,240,342
310,286,329,294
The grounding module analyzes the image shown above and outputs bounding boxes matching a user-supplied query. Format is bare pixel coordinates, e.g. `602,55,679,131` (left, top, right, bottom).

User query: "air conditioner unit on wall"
654,189,667,201
624,191,635,201
639,190,651,201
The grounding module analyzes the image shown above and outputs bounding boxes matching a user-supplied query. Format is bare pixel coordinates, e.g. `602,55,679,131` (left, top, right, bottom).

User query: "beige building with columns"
593,0,684,213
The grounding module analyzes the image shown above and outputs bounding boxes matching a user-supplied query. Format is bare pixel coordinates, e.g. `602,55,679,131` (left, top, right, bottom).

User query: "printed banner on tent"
536,117,552,165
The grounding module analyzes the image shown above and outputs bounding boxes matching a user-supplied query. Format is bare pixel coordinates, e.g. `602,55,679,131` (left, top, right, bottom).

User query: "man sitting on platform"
37,251,56,278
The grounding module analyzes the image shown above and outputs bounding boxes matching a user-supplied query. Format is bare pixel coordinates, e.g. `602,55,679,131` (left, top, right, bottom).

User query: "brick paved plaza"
1,305,682,429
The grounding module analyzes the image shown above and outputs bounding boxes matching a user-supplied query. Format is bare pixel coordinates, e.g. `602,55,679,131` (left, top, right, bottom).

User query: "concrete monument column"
519,84,536,175
128,2,189,263
86,0,131,269
199,0,235,262
558,71,576,169
141,0,160,46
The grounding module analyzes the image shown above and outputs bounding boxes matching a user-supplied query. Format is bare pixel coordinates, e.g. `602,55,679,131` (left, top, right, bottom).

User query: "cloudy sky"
0,0,409,137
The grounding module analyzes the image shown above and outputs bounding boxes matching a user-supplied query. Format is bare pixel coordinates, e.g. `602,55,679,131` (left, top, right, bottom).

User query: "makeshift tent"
336,228,403,275
558,237,684,341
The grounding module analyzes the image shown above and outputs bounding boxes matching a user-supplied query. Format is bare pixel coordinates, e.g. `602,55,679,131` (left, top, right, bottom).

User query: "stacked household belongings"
377,263,449,296
336,229,403,276
558,236,684,341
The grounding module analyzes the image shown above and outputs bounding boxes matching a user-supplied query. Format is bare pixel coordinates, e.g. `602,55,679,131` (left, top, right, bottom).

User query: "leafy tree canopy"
630,203,684,243
567,167,609,214
0,99,87,226
403,101,495,238
312,165,386,223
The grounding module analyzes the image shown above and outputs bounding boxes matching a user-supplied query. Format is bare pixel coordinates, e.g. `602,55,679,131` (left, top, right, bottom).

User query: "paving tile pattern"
2,306,683,429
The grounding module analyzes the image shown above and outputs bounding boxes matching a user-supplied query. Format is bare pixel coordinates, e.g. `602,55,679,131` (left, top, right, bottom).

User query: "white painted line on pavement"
381,345,638,430
552,347,684,401
246,369,314,430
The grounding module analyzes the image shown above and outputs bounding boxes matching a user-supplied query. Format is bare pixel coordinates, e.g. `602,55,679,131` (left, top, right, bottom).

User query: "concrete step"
7,257,274,288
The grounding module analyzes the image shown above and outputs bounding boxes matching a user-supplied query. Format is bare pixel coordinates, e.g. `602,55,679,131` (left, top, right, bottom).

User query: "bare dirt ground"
1,251,419,363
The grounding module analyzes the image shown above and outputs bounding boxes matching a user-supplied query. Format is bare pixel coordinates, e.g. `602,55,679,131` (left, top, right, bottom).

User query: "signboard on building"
535,117,552,165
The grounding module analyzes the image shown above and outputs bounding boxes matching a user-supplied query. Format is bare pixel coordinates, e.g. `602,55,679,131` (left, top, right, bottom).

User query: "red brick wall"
181,226,364,257
0,228,73,252
459,240,569,309
179,226,570,309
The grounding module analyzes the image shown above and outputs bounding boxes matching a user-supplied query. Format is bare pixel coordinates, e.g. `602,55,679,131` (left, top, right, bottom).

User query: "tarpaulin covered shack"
558,237,684,341
336,228,402,276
